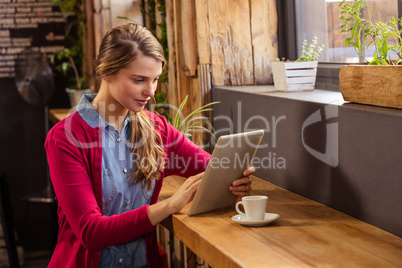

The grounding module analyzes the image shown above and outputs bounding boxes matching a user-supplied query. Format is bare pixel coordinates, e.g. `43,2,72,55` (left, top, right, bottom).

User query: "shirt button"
123,168,127,173
118,258,123,264
126,199,130,206
117,137,121,142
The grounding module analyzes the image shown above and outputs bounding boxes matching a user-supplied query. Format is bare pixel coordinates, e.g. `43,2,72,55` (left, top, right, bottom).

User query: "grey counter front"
211,86,402,237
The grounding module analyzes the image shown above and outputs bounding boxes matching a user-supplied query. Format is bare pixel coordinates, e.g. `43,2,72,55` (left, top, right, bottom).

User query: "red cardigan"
45,110,210,267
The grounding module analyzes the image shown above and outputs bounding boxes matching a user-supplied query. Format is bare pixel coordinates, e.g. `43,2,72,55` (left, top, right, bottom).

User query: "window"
277,0,402,90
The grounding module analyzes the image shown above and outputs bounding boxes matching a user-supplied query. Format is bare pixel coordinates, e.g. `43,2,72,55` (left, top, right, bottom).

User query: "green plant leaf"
380,36,388,60
117,16,130,21
159,74,167,83
172,95,220,134
158,22,167,31
296,36,324,62
182,116,217,137
61,62,70,74
155,92,166,103
177,105,216,131
339,0,402,65
174,95,188,130
52,0,76,13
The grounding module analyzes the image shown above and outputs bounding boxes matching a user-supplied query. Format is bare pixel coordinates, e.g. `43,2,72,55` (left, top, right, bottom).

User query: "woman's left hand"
229,166,255,198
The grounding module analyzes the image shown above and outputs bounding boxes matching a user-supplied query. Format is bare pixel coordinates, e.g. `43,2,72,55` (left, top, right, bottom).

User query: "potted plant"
152,93,219,140
51,0,92,108
51,48,92,107
271,36,324,92
172,95,220,140
338,0,402,109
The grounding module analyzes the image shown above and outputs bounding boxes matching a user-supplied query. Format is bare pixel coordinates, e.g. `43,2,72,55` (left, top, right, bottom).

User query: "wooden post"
198,64,213,151
181,0,197,76
92,0,112,55
173,236,184,267
195,0,211,65
165,0,178,110
155,0,168,96
157,225,172,268
83,0,96,90
250,0,278,85
207,0,254,86
92,0,102,55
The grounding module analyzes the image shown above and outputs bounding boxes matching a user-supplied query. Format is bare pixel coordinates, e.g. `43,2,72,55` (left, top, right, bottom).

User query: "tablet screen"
188,130,264,216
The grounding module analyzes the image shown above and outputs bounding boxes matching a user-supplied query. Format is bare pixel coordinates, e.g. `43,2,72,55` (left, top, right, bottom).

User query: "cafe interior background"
0,0,401,267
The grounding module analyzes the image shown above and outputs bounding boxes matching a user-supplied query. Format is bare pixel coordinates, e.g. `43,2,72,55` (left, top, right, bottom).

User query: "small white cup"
235,195,268,221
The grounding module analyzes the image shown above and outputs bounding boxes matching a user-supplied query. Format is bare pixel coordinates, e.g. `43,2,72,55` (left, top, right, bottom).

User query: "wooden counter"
159,176,402,267
213,86,402,238
49,108,70,125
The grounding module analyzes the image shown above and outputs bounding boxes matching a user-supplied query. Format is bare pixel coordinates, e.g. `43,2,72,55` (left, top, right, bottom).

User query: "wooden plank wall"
166,0,278,146
250,0,278,85
207,0,254,86
92,0,112,58
90,0,112,91
196,0,278,86
166,0,205,146
83,0,96,90
87,0,278,147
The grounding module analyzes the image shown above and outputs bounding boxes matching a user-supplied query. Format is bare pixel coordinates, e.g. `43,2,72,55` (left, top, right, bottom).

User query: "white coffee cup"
235,195,268,221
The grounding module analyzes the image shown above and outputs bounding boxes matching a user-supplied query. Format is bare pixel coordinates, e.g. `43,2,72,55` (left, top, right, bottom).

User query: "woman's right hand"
147,172,204,226
167,172,204,213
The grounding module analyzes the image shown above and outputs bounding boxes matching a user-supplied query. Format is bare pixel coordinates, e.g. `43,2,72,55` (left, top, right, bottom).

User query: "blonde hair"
96,23,165,189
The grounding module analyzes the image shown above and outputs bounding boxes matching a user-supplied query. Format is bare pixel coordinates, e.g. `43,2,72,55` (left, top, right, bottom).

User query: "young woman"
45,23,254,267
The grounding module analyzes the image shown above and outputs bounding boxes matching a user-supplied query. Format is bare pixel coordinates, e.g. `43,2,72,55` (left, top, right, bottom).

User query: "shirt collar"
77,94,131,131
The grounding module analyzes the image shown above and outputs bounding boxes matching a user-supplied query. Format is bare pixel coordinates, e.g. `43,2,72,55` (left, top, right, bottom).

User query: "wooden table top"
48,108,71,124
159,176,402,268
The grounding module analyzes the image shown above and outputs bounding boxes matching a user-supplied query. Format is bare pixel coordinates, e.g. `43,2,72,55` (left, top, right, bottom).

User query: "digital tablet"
187,130,264,216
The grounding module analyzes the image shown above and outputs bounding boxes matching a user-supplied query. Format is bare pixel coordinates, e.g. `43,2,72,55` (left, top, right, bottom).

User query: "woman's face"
106,54,162,113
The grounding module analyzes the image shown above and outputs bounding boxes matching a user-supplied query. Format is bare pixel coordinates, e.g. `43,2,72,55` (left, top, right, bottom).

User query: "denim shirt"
77,94,154,268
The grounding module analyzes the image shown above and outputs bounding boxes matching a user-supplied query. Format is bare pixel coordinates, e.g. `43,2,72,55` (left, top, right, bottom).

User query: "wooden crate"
339,65,402,109
272,61,318,92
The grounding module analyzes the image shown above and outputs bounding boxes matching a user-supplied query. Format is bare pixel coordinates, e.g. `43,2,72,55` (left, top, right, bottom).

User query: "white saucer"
231,213,280,227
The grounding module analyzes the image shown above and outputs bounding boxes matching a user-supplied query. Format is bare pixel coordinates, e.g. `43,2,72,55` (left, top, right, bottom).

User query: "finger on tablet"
232,177,251,187
243,166,256,176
